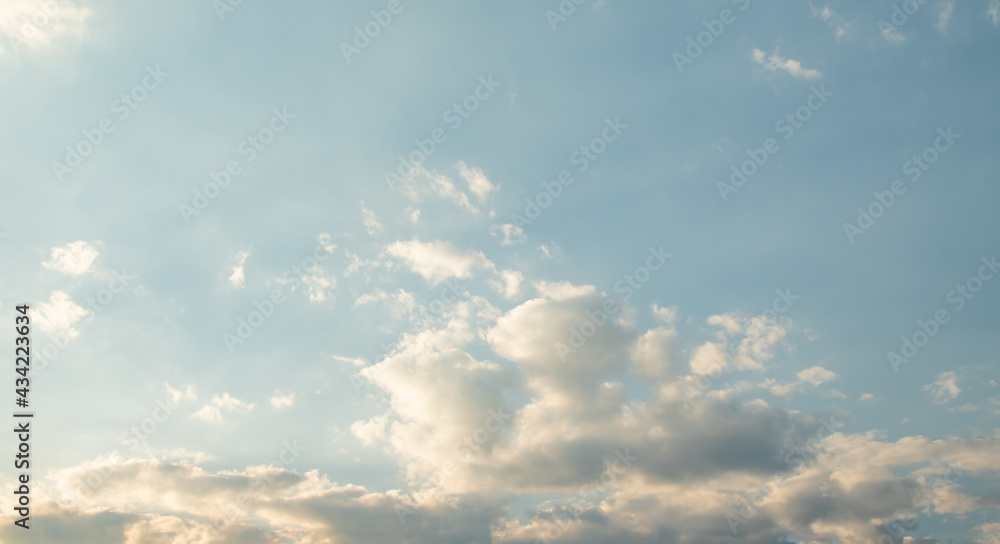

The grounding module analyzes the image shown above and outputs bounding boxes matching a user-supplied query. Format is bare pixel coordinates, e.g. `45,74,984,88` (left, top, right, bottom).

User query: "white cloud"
404,206,421,224
42,240,100,275
269,390,295,409
691,312,791,375
456,161,498,202
276,261,337,302
164,383,196,405
355,288,419,320
860,393,876,402
975,522,1000,544
385,239,494,285
34,290,88,338
753,48,822,79
539,243,562,259
990,0,1000,26
228,247,252,288
924,371,961,403
317,232,337,254
797,365,837,385
26,456,500,544
490,269,524,300
302,270,336,302
811,4,852,39
0,0,91,54
936,2,954,31
490,224,526,246
394,163,481,214
351,414,389,446
651,304,677,325
632,325,678,380
12,285,1000,544
192,393,255,425
761,366,837,399
360,201,383,236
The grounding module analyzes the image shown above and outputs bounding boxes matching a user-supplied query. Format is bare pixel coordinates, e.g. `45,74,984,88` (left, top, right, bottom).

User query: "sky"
0,0,999,542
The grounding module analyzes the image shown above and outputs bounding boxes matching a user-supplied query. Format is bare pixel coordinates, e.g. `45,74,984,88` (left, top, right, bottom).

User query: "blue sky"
1,0,999,542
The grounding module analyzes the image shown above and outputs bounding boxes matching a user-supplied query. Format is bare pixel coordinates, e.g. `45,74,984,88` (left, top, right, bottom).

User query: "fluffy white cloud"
456,161,498,202
753,48,822,79
0,0,91,54
490,269,523,300
12,276,1000,543
975,522,1000,544
17,456,500,544
797,365,836,385
34,290,88,338
762,366,837,399
42,240,100,275
386,239,494,285
302,271,336,302
490,224,526,246
165,383,196,405
690,311,790,375
269,390,295,409
924,371,962,404
193,394,255,425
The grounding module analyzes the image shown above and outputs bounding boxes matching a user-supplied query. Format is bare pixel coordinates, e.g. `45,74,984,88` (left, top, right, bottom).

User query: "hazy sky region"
0,1,999,543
